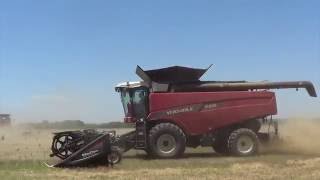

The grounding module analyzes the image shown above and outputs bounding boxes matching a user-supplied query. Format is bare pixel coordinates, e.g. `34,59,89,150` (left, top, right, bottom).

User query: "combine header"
48,65,317,167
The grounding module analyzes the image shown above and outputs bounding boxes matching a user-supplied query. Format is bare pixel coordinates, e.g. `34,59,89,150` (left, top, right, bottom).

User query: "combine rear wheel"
148,123,186,158
227,128,259,156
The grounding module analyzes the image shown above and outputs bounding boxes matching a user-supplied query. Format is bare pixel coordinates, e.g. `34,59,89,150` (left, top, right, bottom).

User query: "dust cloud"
0,126,52,160
266,119,320,155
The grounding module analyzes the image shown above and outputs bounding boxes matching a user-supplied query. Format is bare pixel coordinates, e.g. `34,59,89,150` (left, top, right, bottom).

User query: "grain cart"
48,65,317,167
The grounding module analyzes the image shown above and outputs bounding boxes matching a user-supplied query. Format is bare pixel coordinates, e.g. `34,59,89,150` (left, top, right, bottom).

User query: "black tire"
227,128,259,156
107,149,122,165
148,123,186,158
212,135,229,155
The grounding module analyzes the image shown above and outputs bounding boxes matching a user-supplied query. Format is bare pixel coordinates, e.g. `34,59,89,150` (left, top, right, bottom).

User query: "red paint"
147,91,277,135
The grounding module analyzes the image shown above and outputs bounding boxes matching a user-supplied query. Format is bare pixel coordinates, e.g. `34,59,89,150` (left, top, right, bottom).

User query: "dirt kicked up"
0,119,320,180
266,119,320,155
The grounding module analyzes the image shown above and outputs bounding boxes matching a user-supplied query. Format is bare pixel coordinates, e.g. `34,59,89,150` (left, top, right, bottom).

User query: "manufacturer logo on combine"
166,107,193,116
203,103,218,110
82,150,99,158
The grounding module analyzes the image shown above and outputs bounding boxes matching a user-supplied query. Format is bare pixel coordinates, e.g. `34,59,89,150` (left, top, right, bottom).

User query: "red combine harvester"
49,65,317,167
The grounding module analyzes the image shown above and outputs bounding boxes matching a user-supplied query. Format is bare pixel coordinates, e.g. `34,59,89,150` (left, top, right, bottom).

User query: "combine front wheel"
148,123,186,158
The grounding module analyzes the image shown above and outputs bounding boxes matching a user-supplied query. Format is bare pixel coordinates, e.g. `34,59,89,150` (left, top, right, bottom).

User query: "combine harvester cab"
48,65,317,167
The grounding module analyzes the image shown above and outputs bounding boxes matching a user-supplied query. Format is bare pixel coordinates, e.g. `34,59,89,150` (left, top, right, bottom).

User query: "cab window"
132,89,148,119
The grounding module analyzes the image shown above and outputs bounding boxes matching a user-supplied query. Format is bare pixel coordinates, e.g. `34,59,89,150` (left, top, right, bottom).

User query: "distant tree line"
21,120,134,129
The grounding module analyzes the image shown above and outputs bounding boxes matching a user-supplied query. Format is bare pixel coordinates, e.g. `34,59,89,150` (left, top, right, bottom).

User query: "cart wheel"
107,150,122,164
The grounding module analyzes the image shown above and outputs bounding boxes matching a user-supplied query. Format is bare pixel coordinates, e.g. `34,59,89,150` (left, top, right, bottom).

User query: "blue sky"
0,0,319,122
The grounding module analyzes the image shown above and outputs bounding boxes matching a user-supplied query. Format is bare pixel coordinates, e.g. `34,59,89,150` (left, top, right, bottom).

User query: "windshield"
119,88,148,119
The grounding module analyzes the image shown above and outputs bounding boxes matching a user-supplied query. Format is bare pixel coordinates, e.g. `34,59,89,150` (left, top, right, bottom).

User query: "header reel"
48,129,122,167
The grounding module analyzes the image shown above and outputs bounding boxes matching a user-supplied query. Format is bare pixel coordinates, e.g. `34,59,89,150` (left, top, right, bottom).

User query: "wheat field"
1,120,320,180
